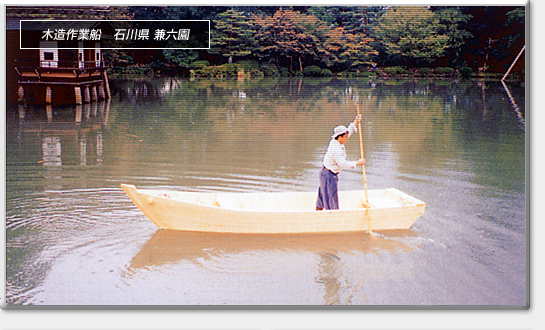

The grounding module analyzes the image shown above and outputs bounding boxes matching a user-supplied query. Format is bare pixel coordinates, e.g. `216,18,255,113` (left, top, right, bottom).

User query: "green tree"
374,6,450,67
252,9,322,72
322,26,377,70
210,9,257,62
432,6,473,67
129,6,226,21
505,7,525,48
306,6,386,35
162,49,199,68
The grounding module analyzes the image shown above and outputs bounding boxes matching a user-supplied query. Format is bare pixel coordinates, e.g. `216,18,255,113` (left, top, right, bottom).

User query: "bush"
384,67,396,74
419,68,431,75
109,65,150,76
459,66,473,79
210,63,240,77
357,71,377,77
237,60,260,72
195,66,214,77
384,66,405,75
237,60,264,77
189,60,210,69
303,65,322,77
260,63,280,77
278,66,292,77
320,68,333,76
434,67,454,75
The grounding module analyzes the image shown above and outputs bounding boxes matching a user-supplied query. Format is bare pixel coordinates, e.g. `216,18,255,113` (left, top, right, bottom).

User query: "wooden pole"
74,87,82,105
45,86,52,104
501,45,525,82
356,103,369,209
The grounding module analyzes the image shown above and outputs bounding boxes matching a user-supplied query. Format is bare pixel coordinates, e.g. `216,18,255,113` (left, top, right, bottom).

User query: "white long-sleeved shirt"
322,123,357,174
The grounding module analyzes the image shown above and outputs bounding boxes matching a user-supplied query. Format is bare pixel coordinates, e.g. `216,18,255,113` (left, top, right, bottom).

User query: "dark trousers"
316,167,339,210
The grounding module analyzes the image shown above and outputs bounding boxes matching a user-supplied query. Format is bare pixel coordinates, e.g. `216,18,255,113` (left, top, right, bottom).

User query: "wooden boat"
121,184,425,234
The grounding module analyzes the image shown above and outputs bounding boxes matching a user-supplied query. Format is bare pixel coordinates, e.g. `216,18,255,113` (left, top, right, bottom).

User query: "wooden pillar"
91,85,98,102
75,87,82,105
45,86,52,104
18,86,25,103
102,71,111,99
98,83,105,100
84,86,90,103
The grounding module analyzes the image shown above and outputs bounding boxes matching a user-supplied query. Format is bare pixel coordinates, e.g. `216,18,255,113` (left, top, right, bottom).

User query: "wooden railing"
15,60,108,70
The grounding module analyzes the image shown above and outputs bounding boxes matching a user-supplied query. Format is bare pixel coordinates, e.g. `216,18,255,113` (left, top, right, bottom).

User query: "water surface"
5,77,526,306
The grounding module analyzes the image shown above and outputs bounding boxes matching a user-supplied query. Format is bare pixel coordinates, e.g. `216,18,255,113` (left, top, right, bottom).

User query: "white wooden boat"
121,184,425,234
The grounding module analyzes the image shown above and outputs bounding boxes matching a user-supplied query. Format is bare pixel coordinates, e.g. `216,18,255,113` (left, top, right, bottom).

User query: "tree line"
105,6,525,78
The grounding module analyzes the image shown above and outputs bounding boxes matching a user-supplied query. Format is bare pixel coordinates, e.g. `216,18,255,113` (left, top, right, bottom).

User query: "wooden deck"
15,62,110,105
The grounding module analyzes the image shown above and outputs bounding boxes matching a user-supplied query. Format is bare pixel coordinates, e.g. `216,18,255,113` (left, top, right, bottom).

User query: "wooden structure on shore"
6,7,115,106
15,61,111,106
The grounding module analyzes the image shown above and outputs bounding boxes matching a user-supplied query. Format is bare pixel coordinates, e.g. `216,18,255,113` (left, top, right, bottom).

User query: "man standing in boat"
316,114,366,210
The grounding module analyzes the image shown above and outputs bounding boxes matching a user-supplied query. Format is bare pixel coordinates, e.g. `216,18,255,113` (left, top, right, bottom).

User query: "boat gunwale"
130,186,424,214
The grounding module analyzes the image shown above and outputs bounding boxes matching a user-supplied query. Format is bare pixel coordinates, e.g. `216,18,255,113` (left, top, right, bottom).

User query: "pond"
5,76,526,306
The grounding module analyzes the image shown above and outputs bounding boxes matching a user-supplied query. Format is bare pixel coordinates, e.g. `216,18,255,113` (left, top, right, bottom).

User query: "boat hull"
121,184,425,234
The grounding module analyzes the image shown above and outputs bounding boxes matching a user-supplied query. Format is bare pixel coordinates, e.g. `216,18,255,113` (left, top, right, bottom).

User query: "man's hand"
354,114,362,126
356,158,366,166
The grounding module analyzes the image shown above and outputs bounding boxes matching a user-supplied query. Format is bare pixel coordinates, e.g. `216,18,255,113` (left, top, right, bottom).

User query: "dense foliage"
106,5,525,78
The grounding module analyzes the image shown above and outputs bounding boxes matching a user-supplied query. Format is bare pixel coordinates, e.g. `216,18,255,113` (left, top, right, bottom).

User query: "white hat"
331,125,349,139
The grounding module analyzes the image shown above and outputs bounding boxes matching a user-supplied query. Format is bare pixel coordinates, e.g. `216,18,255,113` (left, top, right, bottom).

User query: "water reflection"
501,80,525,126
128,230,415,271
110,77,185,103
127,229,417,305
13,100,110,167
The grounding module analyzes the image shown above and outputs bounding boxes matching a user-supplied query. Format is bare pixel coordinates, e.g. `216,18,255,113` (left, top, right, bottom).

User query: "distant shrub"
260,63,280,77
237,60,260,72
303,65,322,76
249,70,265,78
419,68,431,75
195,66,214,77
109,65,150,76
384,66,405,75
384,67,396,74
459,66,473,79
435,67,454,75
320,68,333,76
191,64,237,78
213,63,240,77
358,71,377,77
278,66,291,77
189,60,210,69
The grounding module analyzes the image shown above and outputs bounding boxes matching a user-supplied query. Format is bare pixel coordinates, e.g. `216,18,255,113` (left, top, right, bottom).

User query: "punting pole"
356,102,370,209
501,45,525,82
